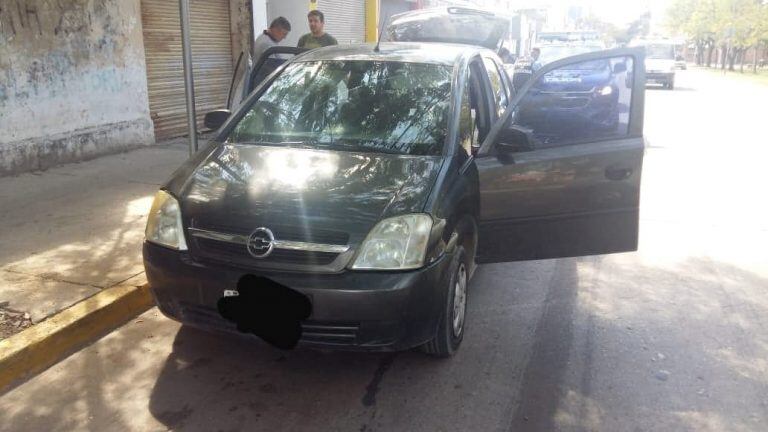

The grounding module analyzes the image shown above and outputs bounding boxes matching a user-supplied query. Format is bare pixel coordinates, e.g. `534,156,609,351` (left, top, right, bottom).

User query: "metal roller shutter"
317,0,366,44
141,0,234,140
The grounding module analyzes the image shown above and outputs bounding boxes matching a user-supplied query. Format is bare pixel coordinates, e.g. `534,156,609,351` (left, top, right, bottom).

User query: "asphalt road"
1,68,767,432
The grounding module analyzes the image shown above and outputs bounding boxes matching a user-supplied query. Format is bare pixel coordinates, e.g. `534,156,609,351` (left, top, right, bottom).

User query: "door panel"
476,48,646,263
477,137,643,262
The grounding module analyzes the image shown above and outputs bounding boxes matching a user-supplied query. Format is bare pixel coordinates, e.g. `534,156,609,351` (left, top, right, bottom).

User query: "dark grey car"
143,8,646,357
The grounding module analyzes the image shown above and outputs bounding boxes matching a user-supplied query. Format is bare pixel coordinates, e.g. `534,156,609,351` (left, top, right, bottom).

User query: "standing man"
253,17,292,60
297,10,338,49
530,47,542,72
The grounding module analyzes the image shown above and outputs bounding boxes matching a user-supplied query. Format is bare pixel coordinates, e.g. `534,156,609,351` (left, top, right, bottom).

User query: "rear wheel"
421,247,468,357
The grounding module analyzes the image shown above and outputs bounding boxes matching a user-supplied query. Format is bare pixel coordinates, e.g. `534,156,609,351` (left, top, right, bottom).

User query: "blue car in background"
516,56,631,146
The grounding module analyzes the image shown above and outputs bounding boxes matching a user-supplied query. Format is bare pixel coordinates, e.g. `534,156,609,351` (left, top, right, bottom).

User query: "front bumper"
143,242,453,351
645,72,674,85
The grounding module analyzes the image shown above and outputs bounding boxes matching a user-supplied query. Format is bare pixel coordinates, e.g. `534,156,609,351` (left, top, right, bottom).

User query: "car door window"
458,78,474,156
482,57,509,117
469,61,492,145
514,56,634,148
458,61,493,156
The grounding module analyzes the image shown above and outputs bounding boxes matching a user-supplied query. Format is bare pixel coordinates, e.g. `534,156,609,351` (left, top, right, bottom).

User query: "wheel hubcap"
452,263,467,338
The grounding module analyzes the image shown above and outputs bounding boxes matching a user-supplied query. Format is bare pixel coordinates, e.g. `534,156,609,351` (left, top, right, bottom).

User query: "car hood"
176,143,443,240
645,58,674,71
386,7,509,50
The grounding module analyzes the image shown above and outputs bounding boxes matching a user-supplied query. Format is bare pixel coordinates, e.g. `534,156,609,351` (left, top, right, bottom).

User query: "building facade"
0,0,400,176
0,0,155,176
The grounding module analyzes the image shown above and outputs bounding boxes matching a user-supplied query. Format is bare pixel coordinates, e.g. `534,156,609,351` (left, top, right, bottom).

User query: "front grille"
194,237,339,266
556,97,590,109
178,302,359,346
194,220,349,245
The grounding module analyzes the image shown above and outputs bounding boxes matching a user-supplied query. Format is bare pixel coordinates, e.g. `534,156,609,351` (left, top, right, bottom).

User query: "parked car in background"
144,7,647,357
517,56,631,144
511,43,605,90
675,54,687,70
632,40,676,89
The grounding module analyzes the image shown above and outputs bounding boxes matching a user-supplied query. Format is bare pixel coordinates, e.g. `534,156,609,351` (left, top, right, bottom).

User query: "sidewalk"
0,140,190,340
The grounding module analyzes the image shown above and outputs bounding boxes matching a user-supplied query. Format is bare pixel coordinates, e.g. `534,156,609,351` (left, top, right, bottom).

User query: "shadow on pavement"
513,255,768,431
2,254,764,431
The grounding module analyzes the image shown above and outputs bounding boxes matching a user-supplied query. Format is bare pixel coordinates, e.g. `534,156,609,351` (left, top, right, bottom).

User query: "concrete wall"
252,0,268,42
0,0,154,176
230,0,253,61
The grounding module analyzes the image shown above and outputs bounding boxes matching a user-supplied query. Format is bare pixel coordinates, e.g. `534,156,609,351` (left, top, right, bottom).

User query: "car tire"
667,80,675,90
421,246,469,358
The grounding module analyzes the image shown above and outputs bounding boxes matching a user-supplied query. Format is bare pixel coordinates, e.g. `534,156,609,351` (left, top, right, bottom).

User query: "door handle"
605,166,633,181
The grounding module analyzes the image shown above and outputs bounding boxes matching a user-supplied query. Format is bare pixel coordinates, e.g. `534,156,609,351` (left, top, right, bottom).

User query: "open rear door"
386,7,509,51
476,48,646,263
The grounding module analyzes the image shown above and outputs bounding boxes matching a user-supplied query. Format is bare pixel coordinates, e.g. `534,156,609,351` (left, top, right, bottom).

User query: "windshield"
645,44,675,59
229,60,453,156
538,45,603,66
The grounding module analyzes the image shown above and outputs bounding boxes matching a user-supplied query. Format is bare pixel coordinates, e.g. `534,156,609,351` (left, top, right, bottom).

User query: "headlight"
145,190,188,250
351,214,433,270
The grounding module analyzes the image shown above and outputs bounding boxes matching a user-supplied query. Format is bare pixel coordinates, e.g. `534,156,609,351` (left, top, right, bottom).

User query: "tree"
666,0,719,66
666,0,768,72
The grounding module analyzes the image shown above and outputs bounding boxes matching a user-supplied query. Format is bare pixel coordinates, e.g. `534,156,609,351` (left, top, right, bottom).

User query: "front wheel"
421,247,468,357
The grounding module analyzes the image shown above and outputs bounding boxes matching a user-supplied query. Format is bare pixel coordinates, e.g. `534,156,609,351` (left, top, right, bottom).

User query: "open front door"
476,48,646,263
206,47,309,131
228,47,308,110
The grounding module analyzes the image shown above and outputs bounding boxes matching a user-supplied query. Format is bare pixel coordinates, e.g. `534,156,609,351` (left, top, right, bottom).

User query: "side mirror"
496,126,534,158
204,109,231,130
613,62,627,74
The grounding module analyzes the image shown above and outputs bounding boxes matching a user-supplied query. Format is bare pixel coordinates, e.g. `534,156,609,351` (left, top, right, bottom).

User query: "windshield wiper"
235,139,406,155
233,140,320,149
324,141,403,155
278,141,317,149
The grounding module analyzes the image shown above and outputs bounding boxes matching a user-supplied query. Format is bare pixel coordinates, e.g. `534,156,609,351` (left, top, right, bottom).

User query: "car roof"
294,42,491,66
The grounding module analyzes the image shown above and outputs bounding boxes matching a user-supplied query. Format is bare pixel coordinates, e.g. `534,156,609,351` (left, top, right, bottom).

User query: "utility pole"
179,0,198,156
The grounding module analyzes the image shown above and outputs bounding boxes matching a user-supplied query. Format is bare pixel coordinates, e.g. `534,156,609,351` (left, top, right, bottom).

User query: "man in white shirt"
253,17,291,61
530,47,542,72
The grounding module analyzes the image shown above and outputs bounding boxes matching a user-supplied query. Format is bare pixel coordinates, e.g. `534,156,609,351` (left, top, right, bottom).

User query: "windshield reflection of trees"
230,61,452,156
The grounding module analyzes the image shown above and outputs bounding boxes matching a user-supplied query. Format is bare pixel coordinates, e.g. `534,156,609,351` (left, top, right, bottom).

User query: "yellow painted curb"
0,283,153,394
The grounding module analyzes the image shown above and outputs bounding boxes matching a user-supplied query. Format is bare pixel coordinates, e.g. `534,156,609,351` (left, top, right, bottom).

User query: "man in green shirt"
297,10,338,49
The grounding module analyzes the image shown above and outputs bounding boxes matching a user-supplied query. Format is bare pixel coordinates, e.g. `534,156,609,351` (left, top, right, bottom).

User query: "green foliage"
666,0,768,47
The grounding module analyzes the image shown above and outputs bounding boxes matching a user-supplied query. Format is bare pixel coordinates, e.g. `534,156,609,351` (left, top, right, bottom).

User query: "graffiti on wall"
0,1,42,36
0,0,109,39
0,0,129,104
